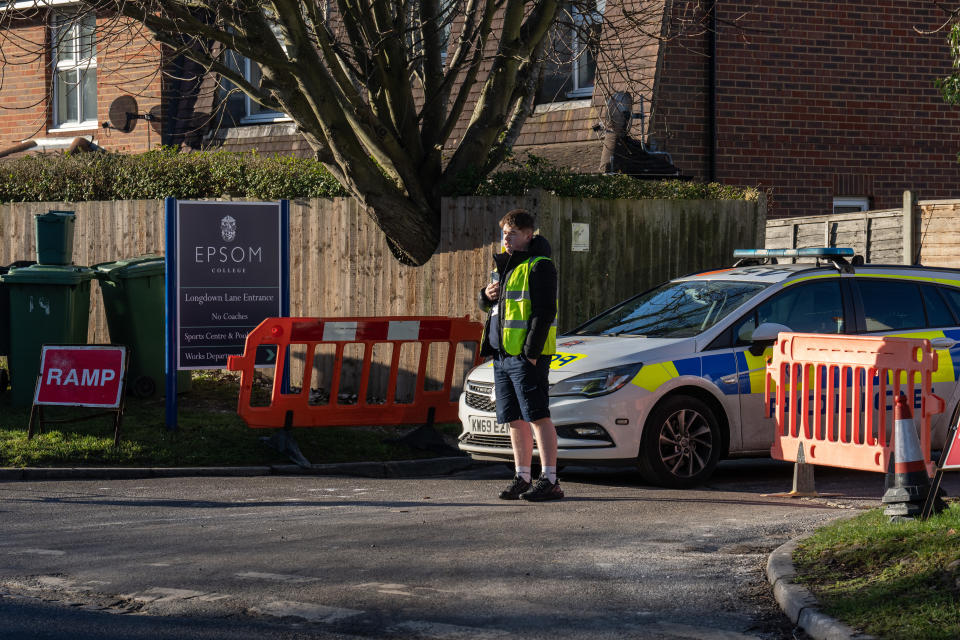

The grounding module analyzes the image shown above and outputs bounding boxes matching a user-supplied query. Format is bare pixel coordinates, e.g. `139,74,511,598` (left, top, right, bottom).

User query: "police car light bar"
733,248,855,258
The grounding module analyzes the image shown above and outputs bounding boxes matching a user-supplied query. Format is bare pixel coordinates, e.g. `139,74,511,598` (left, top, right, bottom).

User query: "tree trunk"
361,193,441,266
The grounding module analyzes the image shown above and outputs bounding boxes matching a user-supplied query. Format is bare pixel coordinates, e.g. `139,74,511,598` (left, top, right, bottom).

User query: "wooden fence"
914,199,960,269
1,191,765,355
763,190,960,269
765,191,913,264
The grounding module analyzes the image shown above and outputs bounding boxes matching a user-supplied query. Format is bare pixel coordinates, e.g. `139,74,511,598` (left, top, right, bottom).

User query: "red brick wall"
0,17,49,149
652,1,960,218
0,12,163,154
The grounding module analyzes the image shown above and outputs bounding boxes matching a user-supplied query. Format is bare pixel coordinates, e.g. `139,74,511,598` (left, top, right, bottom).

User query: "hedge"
0,147,757,203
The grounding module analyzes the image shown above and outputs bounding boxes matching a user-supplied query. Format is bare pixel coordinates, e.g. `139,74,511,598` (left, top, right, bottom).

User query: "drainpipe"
708,1,718,182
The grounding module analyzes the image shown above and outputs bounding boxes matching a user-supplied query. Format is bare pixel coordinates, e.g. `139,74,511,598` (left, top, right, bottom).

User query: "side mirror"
749,322,793,355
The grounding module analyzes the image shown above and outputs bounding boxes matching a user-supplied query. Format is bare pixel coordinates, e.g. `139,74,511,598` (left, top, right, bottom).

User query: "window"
51,11,96,129
537,1,604,103
221,50,288,123
732,280,845,345
220,17,289,124
856,280,925,332
572,280,766,339
833,197,869,214
938,287,960,323
920,285,957,328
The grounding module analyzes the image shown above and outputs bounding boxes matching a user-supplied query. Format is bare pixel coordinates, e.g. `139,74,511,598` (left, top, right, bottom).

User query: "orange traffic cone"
882,392,932,520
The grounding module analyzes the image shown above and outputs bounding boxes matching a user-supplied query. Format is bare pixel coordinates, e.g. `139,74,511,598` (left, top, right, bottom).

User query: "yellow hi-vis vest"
500,256,557,356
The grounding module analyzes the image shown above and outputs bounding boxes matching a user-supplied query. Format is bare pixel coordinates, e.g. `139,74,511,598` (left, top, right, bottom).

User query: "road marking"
36,576,74,588
124,587,230,603
235,571,320,583
14,548,65,556
353,582,456,597
251,600,363,623
647,622,760,639
388,620,512,639
354,581,417,596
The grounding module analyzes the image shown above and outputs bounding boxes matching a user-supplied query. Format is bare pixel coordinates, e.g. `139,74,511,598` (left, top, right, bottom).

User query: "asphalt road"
1,460,955,640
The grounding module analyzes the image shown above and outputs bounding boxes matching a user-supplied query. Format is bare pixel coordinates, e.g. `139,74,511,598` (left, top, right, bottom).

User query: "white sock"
516,466,532,482
544,466,557,483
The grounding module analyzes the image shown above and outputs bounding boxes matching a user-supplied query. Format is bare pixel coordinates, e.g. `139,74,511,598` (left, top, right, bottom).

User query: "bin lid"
0,260,36,276
92,255,165,280
0,263,94,285
35,210,76,223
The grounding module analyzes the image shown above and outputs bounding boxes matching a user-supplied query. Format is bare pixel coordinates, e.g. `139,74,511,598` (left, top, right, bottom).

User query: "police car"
458,248,960,487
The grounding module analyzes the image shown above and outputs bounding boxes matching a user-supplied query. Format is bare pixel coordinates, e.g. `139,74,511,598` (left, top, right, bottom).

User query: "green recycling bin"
35,211,76,265
0,261,37,395
1,264,94,406
93,256,190,398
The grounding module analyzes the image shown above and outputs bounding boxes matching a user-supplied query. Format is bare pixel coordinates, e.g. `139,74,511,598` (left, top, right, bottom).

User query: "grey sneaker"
520,474,564,502
498,475,532,500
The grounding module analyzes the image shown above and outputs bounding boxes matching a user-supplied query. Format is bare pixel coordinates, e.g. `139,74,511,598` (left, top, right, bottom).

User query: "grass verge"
0,370,463,468
793,503,960,640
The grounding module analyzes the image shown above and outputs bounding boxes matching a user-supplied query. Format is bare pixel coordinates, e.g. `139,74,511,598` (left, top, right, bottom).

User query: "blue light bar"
733,248,855,258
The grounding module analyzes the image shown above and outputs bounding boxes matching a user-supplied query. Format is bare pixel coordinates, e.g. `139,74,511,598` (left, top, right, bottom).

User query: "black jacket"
478,235,558,358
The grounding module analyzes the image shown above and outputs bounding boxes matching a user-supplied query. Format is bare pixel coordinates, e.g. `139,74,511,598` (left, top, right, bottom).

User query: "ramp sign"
34,345,127,408
943,421,960,471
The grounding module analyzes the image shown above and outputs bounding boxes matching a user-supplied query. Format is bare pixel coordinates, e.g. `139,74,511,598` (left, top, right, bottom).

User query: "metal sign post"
921,415,960,519
164,198,289,430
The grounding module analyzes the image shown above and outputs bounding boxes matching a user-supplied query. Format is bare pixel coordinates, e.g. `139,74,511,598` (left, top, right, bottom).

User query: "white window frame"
222,20,291,124
566,0,604,99
236,57,290,124
832,196,870,214
49,10,98,131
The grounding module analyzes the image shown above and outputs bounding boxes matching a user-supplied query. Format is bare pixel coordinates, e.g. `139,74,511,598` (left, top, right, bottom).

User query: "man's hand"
485,282,500,301
527,357,537,366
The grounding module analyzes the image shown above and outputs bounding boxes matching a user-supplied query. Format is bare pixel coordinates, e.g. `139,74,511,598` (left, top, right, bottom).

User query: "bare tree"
921,4,960,107
0,0,713,265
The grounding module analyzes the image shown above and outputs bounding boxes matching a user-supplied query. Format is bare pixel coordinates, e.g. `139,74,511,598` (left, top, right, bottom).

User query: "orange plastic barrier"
765,333,944,475
226,316,483,429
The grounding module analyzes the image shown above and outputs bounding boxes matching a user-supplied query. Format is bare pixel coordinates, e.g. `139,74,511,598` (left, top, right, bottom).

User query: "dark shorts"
493,353,552,424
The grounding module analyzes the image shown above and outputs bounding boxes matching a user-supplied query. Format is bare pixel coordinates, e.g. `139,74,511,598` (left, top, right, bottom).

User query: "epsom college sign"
164,199,289,428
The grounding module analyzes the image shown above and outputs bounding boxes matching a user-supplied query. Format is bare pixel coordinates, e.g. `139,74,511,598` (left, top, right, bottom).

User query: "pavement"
0,456,476,482
0,456,880,639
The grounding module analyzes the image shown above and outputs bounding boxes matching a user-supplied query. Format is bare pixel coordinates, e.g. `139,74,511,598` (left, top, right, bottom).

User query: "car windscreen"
572,280,768,338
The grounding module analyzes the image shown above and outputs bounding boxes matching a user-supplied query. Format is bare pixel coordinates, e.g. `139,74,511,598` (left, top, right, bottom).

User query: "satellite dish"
147,104,163,134
107,95,138,132
103,96,164,136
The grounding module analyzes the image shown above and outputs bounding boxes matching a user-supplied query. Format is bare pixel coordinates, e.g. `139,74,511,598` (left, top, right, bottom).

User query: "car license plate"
469,416,509,435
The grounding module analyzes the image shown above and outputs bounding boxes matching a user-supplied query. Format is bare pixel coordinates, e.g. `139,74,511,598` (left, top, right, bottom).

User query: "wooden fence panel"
765,208,905,263
916,200,960,269
1,194,764,382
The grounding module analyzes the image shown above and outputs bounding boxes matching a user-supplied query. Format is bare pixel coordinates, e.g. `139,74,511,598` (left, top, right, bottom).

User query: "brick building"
3,2,960,219
0,6,163,156
649,1,960,217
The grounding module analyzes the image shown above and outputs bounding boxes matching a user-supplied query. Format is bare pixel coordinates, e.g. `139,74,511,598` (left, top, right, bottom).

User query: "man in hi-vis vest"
478,209,561,501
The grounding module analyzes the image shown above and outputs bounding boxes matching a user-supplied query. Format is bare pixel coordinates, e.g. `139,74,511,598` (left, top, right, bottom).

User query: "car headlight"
549,363,643,397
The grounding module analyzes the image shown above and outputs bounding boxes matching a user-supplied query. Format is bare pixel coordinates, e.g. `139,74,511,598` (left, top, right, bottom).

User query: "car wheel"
638,395,721,488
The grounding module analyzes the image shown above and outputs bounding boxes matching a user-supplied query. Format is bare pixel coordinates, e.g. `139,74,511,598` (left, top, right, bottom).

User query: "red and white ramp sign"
943,420,960,471
34,345,127,408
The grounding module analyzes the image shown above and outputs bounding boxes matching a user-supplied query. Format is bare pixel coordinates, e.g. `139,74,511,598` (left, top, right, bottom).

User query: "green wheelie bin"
34,211,76,265
0,261,36,394
1,264,94,407
93,256,190,398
